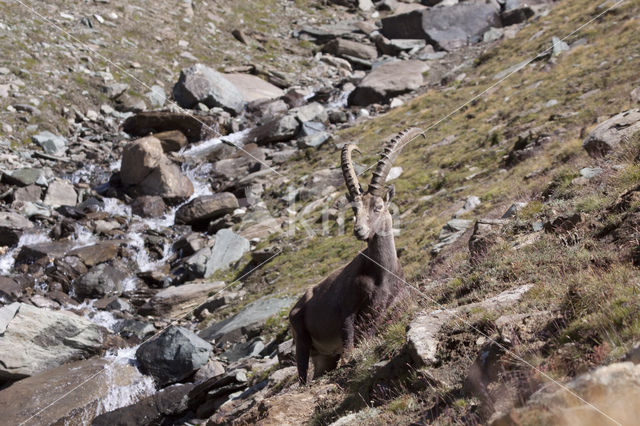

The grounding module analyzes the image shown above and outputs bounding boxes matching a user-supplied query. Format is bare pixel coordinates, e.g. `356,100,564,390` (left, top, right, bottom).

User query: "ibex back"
289,128,424,384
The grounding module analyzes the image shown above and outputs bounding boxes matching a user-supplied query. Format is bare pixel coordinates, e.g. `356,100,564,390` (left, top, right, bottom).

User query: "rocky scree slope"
1,0,640,425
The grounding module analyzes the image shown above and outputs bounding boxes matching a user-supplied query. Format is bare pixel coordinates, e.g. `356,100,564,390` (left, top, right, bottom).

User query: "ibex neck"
366,217,398,275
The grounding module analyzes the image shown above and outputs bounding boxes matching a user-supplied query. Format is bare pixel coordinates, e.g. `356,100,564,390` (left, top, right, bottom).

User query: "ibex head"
341,128,424,241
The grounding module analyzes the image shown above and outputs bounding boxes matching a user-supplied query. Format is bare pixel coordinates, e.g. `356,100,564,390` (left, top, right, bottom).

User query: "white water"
0,232,51,275
98,346,156,414
102,197,133,217
70,223,98,249
126,229,173,273
180,128,249,158
72,299,121,331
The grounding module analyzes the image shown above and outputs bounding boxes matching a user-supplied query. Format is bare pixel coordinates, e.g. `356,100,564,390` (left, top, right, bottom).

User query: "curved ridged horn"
368,127,424,196
341,143,362,200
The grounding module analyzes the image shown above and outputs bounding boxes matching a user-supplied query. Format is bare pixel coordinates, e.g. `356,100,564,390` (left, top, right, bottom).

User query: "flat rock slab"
122,111,219,142
583,108,640,158
43,178,77,207
138,281,225,318
204,229,250,278
406,285,532,367
175,193,239,225
32,131,67,155
199,296,295,343
173,64,245,114
431,218,473,254
68,241,122,266
348,60,429,106
0,302,106,380
223,73,284,103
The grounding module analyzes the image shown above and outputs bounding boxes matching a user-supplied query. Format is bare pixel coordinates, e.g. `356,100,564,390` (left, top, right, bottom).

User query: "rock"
221,337,265,362
94,296,131,312
175,193,239,225
3,167,47,186
173,64,245,114
551,36,569,56
501,202,528,218
12,184,42,203
122,111,219,143
0,303,106,380
631,87,640,104
32,131,67,155
204,229,250,277
502,362,640,426
454,195,481,218
299,22,360,43
431,219,473,254
468,218,507,260
145,84,166,108
504,128,552,168
153,130,188,153
291,102,328,123
0,357,154,425
138,281,225,318
199,296,294,343
483,27,504,43
358,0,373,11
136,326,212,386
248,114,299,144
374,35,426,56
0,211,33,246
500,6,534,26
16,240,72,266
299,131,331,148
322,38,378,61
131,195,167,218
582,109,640,158
73,263,128,299
92,383,195,426
114,319,156,341
120,136,165,186
277,339,296,367
116,94,147,113
194,359,226,382
42,178,77,207
102,82,129,99
136,159,194,202
348,60,428,106
381,3,500,51
223,73,284,103
183,247,212,280
579,167,603,179
0,277,26,302
173,233,207,258
68,241,121,266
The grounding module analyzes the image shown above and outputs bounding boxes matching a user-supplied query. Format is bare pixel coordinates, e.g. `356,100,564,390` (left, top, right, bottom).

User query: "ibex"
289,128,424,384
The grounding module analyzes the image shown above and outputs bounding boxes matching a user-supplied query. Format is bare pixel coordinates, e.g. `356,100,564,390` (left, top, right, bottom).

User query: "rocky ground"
1,0,640,424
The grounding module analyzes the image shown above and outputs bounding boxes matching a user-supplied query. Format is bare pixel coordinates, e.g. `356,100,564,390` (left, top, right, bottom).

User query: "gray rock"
0,211,33,246
194,359,226,382
631,87,640,104
483,27,504,43
32,131,67,155
12,184,42,203
3,167,46,186
349,60,428,106
583,109,640,157
73,263,128,299
136,325,212,386
580,167,603,179
145,84,166,108
501,202,528,218
116,94,147,113
551,36,569,56
248,114,299,144
175,193,239,225
120,136,165,186
291,102,328,123
114,319,156,340
155,130,189,153
381,3,500,51
431,219,473,254
0,303,105,379
223,73,284,103
131,195,167,218
138,281,225,317
322,38,378,61
468,218,507,260
173,64,245,114
221,337,265,362
102,82,129,99
136,159,194,201
204,229,250,277
299,131,331,149
199,296,294,343
43,178,77,207
454,195,481,218
183,246,212,279
16,240,72,266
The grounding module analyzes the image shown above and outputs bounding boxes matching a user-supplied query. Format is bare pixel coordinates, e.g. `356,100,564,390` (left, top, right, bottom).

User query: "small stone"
145,85,166,108
552,36,569,56
579,167,603,179
32,131,67,155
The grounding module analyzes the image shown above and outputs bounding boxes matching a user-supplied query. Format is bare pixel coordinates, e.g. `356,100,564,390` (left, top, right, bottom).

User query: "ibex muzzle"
289,127,424,384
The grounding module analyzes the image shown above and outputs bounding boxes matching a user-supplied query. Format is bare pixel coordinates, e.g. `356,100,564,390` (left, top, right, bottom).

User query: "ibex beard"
289,128,424,384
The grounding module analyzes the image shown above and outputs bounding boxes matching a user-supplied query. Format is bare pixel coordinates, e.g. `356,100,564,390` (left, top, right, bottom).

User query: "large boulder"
0,357,154,425
135,326,212,386
73,263,128,299
381,3,501,51
175,193,239,225
349,60,429,106
583,109,640,158
204,229,250,278
135,159,194,202
0,303,106,380
173,64,245,114
138,281,225,317
223,73,284,103
0,211,33,246
120,136,165,185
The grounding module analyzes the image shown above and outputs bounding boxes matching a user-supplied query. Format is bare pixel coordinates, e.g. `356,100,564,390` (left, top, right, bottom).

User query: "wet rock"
138,281,225,318
173,64,245,114
16,240,72,266
131,195,167,218
323,38,378,61
122,111,219,143
431,218,473,254
135,159,194,202
0,357,152,425
175,193,239,225
42,178,77,207
32,131,67,155
0,277,27,302
114,319,156,341
204,229,250,277
120,136,164,186
0,303,106,380
223,73,284,103
199,296,294,343
68,241,121,266
381,3,500,51
500,6,534,26
348,60,428,106
583,109,640,158
73,263,128,299
155,130,188,153
0,211,33,246
172,233,207,258
92,383,195,426
136,325,212,386
468,218,507,260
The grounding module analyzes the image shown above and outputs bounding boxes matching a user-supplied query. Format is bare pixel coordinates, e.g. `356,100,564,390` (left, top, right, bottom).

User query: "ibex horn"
341,143,362,200
368,127,424,196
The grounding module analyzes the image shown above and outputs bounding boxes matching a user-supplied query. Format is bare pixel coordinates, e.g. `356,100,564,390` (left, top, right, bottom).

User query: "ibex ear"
385,185,395,204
